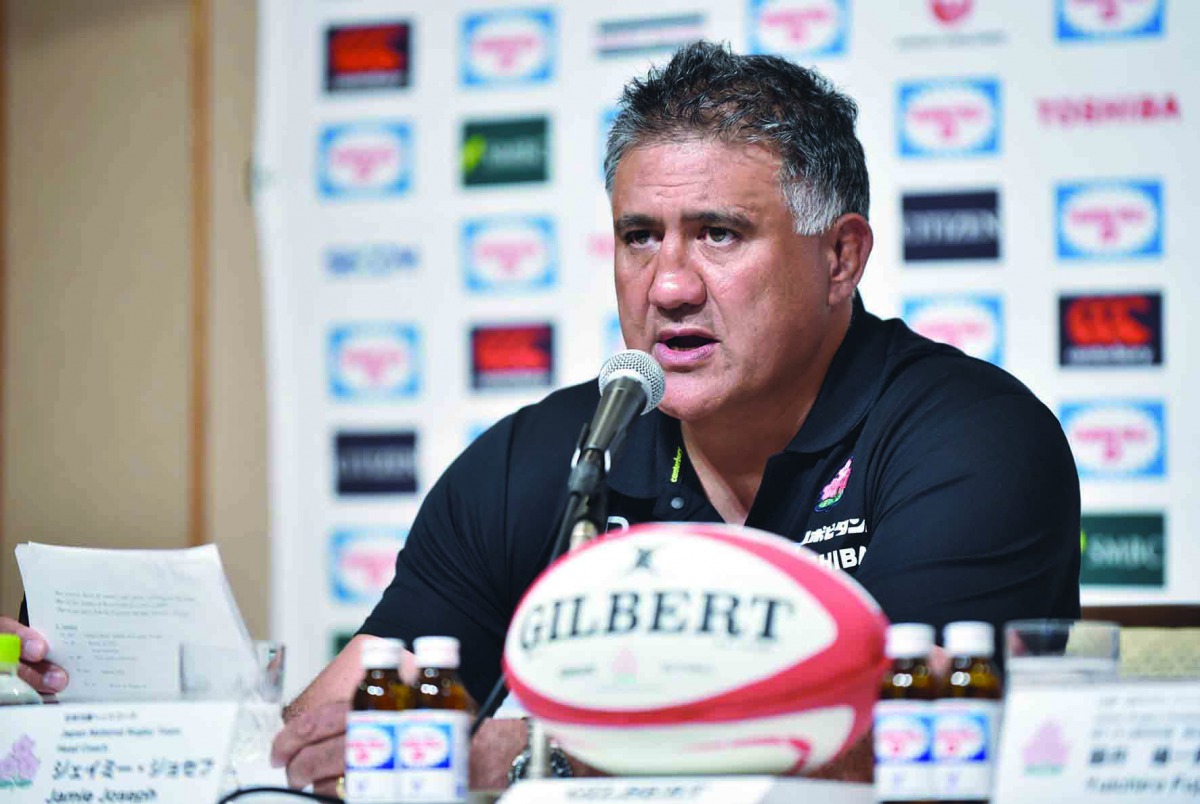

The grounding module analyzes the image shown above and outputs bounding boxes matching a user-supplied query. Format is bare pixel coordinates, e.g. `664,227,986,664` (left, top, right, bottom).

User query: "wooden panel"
1,0,191,609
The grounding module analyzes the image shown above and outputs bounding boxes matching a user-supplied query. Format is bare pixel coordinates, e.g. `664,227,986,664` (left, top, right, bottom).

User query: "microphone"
568,350,666,495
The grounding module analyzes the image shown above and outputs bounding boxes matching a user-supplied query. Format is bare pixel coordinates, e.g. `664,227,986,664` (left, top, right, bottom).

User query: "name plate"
498,776,872,804
0,702,238,803
994,680,1200,803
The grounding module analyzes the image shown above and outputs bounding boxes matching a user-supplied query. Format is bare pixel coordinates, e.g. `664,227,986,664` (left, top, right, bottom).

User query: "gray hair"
603,41,869,236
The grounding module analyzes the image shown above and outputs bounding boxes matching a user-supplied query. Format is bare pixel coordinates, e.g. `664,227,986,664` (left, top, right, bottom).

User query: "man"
8,41,1081,791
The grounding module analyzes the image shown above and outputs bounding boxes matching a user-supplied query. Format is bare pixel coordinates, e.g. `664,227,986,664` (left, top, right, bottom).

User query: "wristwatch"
508,720,574,784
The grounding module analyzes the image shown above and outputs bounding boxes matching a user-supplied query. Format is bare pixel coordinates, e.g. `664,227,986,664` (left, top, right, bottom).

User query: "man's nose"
647,235,706,311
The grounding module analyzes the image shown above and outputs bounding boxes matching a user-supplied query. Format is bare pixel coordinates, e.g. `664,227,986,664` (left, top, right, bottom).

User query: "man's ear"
823,214,873,307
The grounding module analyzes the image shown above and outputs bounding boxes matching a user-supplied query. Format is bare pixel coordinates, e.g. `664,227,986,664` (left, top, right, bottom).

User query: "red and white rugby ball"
503,522,889,776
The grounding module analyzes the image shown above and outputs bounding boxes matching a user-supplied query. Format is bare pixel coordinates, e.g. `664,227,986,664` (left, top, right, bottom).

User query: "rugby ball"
502,522,889,776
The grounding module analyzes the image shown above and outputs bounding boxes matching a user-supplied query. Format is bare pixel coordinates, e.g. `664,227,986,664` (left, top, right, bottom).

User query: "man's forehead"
610,138,786,216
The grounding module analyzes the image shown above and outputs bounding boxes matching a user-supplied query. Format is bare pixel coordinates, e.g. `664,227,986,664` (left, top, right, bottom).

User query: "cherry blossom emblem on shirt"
815,457,852,511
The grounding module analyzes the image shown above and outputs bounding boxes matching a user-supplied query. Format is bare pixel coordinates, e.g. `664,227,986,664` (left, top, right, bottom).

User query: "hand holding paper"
15,542,255,702
0,615,67,695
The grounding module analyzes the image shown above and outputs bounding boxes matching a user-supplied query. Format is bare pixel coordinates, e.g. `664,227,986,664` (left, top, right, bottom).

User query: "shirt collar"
785,292,889,454
606,293,890,498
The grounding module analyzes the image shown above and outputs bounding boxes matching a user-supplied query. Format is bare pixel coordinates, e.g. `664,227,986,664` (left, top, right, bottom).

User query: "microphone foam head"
598,350,666,415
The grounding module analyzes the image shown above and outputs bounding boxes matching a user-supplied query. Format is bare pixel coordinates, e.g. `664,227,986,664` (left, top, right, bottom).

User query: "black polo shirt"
361,297,1081,704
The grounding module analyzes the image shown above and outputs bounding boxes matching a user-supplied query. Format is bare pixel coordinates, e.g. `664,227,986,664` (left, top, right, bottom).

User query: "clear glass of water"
178,641,287,793
1004,619,1120,688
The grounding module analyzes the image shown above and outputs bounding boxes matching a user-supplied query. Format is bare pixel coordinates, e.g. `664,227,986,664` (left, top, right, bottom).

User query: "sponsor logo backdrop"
256,0,1200,694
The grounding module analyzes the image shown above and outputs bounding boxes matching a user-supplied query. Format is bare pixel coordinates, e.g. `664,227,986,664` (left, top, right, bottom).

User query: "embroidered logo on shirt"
815,457,853,511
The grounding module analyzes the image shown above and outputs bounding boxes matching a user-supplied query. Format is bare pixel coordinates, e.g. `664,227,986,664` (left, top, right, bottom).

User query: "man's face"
611,138,843,424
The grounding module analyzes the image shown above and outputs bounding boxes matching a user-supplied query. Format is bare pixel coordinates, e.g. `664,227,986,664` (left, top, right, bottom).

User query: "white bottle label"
933,699,1001,800
345,711,406,804
394,709,470,803
874,699,935,801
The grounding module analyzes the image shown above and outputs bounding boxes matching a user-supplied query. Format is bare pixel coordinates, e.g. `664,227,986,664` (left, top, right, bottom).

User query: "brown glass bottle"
402,636,472,803
413,639,473,713
934,622,1003,804
345,638,411,804
875,623,937,804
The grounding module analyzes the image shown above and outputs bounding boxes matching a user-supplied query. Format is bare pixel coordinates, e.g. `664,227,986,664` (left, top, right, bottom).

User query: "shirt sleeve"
853,389,1082,644
359,416,516,704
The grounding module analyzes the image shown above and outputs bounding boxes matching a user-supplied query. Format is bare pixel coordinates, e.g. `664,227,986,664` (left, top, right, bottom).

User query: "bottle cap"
886,623,935,659
943,621,995,658
414,636,460,669
360,637,406,670
0,634,20,664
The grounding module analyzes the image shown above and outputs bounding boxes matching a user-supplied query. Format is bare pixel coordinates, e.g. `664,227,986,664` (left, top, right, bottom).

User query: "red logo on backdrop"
471,323,555,389
325,23,411,92
1059,293,1162,367
1038,93,1179,127
931,0,973,25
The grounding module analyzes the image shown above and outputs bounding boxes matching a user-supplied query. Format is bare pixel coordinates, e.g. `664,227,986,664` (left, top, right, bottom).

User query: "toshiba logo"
1038,93,1180,127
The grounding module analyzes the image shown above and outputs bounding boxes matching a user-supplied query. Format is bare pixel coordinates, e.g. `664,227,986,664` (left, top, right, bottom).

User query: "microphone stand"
470,422,611,759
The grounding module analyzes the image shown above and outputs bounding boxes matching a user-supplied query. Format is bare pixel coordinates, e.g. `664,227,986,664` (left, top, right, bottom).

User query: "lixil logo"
335,431,418,496
1061,401,1165,479
329,324,420,400
748,0,848,58
903,295,1003,366
319,123,413,199
1056,180,1162,260
462,9,555,86
463,217,557,294
1057,0,1164,41
898,78,1001,157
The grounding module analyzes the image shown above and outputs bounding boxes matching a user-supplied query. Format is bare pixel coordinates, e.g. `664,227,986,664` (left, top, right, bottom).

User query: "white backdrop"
255,0,1200,697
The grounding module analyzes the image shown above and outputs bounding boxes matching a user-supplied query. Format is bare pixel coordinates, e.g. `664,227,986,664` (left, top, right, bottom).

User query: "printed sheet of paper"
15,542,255,702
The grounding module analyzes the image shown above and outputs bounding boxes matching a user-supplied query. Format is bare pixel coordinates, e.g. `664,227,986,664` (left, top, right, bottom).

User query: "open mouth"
663,334,716,351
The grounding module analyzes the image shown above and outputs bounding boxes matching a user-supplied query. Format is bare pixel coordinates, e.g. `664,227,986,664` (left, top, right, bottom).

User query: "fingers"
16,659,68,695
929,644,950,679
0,616,50,663
285,734,346,790
312,776,342,797
271,700,350,775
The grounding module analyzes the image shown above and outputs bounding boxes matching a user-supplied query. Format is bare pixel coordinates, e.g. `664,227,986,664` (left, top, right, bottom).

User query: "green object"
461,117,549,186
1080,513,1165,587
0,633,20,664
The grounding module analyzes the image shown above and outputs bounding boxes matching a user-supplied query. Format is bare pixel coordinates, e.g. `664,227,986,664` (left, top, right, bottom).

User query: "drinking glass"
178,641,288,793
1004,619,1119,688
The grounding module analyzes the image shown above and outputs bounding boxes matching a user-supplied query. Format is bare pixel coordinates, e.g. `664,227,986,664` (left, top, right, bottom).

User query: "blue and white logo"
326,243,419,277
898,78,1001,158
398,722,454,769
903,295,1003,366
1061,400,1165,479
1057,180,1162,261
748,0,849,59
463,217,557,294
329,323,420,399
329,529,408,604
1057,0,1164,41
462,9,555,86
319,122,413,199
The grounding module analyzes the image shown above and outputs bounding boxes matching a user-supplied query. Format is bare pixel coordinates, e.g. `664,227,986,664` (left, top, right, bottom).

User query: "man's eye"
705,227,735,244
624,230,653,246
